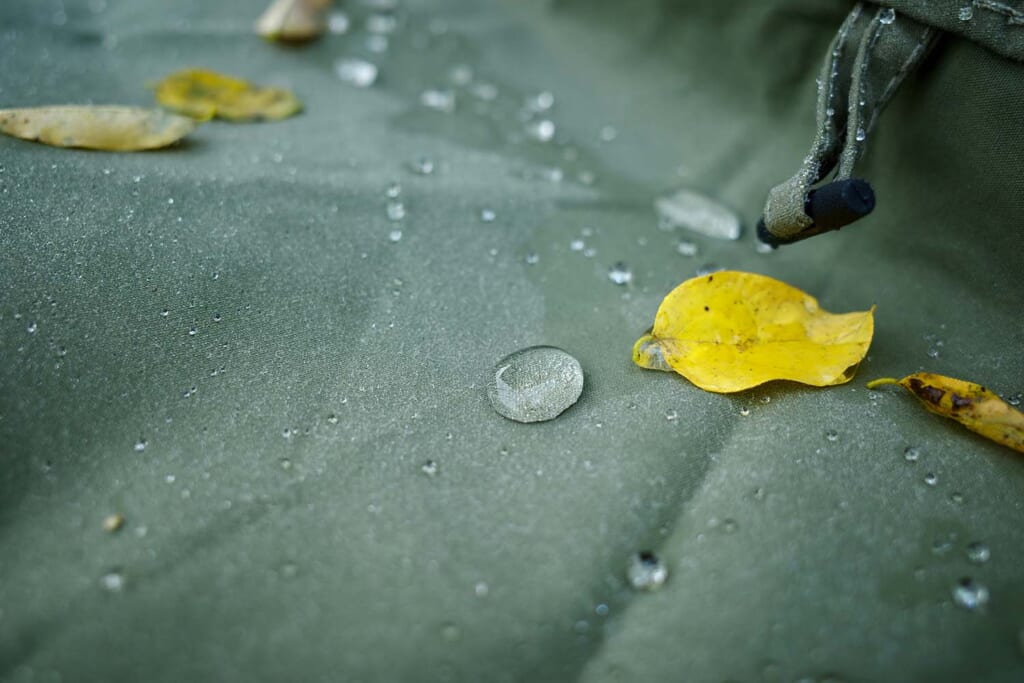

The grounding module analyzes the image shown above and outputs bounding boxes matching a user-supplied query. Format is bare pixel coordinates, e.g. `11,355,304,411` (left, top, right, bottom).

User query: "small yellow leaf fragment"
153,69,302,122
102,514,125,533
632,271,874,393
867,372,1024,454
256,0,331,42
0,106,200,151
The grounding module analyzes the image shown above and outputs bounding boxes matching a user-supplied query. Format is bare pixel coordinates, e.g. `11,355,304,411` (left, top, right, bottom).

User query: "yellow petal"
867,373,1024,453
153,68,302,122
633,271,874,393
0,106,200,151
256,0,331,42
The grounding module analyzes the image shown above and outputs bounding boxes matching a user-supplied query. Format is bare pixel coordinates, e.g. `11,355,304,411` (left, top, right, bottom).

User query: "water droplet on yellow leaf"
867,373,1024,453
0,106,200,151
153,69,302,122
633,271,874,393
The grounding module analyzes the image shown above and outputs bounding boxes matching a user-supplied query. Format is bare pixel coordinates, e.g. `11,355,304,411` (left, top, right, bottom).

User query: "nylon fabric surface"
1,1,1023,682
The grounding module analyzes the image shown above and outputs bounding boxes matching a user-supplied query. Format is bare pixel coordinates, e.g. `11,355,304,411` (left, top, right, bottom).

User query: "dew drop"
326,414,339,425
525,91,554,113
952,577,989,610
855,127,867,142
966,541,990,564
525,251,540,265
471,82,498,101
950,491,964,504
328,11,350,34
569,238,585,252
410,156,435,175
739,407,751,417
26,321,38,334
879,7,896,24
449,64,473,86
487,346,584,423
608,262,632,285
526,119,556,142
386,182,401,198
676,240,698,257
279,458,292,471
335,58,378,87
903,445,920,462
480,208,496,223
365,12,397,34
599,124,618,142
924,472,938,486
474,581,489,597
664,408,679,422
160,309,170,317
421,459,439,476
926,347,941,359
824,429,839,442
1006,392,1022,407
388,229,403,243
420,89,456,113
100,570,125,592
213,313,222,323
627,551,668,591
188,326,198,336
133,438,147,453
440,623,462,642
386,200,405,221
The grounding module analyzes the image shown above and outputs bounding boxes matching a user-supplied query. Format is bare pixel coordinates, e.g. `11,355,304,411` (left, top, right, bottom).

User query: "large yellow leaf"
153,69,302,122
633,271,874,393
867,373,1024,453
0,106,200,151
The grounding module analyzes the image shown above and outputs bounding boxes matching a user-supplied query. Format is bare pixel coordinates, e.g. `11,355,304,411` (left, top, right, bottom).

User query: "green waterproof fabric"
1,1,1023,681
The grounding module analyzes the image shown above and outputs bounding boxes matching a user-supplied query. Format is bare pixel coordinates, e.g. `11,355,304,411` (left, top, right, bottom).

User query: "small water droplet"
188,326,198,336
386,181,401,199
410,156,435,175
328,11,350,33
759,395,772,404
471,82,498,101
487,346,584,423
420,89,456,113
721,518,738,533
388,229,403,243
386,200,405,221
525,91,554,113
100,570,125,592
958,6,974,21
627,551,668,591
449,64,473,86
608,262,632,285
213,313,222,323
1006,392,1022,407
160,309,170,317
569,238,585,252
365,12,397,34
279,458,292,471
879,7,896,24
676,240,698,257
825,429,839,442
26,321,38,334
952,577,989,610
932,537,954,555
904,445,920,462
950,491,964,504
474,581,489,597
421,460,439,476
164,474,175,484
440,623,462,642
326,414,339,425
695,263,723,276
525,119,556,142
525,251,540,265
595,603,609,617
966,541,990,564
739,407,751,417
924,472,938,486
599,124,617,142
282,427,292,439
133,438,147,452
855,127,867,142
926,347,941,359
365,33,388,53
480,208,496,223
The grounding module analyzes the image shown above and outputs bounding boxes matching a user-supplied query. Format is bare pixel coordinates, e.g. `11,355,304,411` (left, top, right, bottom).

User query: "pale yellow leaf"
0,106,200,151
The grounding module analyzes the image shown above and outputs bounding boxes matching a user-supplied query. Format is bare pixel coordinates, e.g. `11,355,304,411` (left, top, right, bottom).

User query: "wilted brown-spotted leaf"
256,0,332,42
153,68,302,122
633,271,875,393
867,373,1024,453
0,106,200,151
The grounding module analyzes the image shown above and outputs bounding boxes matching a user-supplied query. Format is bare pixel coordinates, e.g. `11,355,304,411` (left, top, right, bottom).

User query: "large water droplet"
487,346,584,423
855,127,867,142
335,58,378,87
879,7,896,24
952,577,989,610
655,189,741,240
627,551,668,591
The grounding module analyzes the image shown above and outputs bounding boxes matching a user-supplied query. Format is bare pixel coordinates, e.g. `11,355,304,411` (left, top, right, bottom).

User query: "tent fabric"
1,1,1023,681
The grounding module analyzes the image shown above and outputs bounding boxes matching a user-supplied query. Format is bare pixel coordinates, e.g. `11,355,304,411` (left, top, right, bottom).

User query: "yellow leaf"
256,0,331,42
153,69,302,122
633,271,874,393
0,106,200,151
866,373,1024,453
